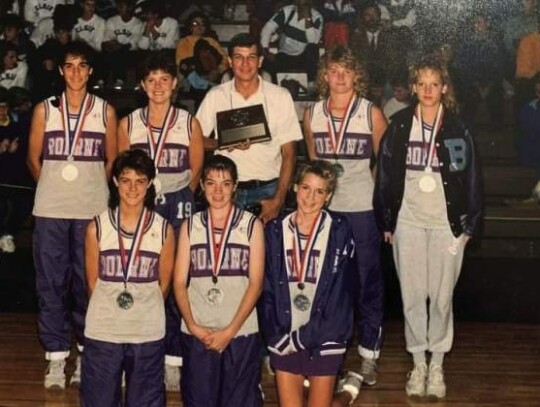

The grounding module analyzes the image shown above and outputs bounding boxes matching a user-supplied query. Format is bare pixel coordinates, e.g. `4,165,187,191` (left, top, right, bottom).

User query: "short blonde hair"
295,160,338,195
317,46,368,99
409,57,458,113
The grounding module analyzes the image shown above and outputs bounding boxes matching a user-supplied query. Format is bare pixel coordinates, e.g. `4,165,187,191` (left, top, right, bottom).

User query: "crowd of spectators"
1,0,540,253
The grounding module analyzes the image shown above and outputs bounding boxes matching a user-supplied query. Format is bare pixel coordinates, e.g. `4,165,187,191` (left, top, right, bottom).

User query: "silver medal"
293,293,311,312
206,287,224,306
117,291,134,310
62,163,79,182
418,174,436,193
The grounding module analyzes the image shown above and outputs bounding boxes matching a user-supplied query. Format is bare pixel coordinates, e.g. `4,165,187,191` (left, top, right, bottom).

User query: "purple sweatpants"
180,333,263,407
337,211,384,356
154,186,194,364
34,217,90,355
81,337,165,407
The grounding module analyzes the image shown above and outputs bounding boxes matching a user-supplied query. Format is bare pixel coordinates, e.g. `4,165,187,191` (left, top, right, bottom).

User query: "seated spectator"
1,14,36,65
516,73,540,205
138,1,179,51
383,0,416,29
247,0,283,39
0,41,29,89
72,0,105,51
349,2,399,88
24,0,65,27
515,12,540,110
101,0,143,89
175,11,228,79
321,0,356,48
34,19,74,101
260,0,323,84
30,3,76,48
454,13,505,130
383,73,410,120
0,87,34,253
503,0,537,60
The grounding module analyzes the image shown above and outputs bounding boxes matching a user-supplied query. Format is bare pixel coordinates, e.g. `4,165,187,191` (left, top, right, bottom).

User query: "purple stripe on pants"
34,217,90,353
336,210,384,353
154,186,194,361
181,333,263,407
81,337,165,407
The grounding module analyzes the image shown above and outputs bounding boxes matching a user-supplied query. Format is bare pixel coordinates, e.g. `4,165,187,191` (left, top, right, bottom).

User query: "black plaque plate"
216,104,271,150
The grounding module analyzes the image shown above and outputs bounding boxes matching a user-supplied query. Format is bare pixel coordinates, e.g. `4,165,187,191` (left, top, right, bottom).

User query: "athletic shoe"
405,363,427,397
92,79,105,90
337,371,363,402
426,364,446,399
44,359,66,390
359,357,378,386
0,235,15,253
164,364,180,392
69,356,81,387
113,79,124,90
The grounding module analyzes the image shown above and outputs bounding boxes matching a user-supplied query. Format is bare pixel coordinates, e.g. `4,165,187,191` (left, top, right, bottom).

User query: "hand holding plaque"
216,104,271,150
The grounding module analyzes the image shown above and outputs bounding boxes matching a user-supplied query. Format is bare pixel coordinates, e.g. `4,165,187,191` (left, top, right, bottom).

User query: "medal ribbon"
117,207,149,284
291,211,323,286
145,105,175,171
206,205,235,281
60,92,91,159
326,94,356,159
418,103,443,171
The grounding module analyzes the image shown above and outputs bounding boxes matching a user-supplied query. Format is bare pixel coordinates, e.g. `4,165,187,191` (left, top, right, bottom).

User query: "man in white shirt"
196,33,302,223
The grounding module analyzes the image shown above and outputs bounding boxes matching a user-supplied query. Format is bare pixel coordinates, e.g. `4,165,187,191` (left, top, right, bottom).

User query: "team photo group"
28,28,481,407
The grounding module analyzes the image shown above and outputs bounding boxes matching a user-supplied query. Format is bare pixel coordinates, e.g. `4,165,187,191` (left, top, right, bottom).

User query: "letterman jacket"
373,104,483,237
259,212,355,357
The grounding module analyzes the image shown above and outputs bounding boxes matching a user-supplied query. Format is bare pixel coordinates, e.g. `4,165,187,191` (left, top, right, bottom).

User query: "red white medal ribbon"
326,94,357,157
291,211,323,286
207,205,235,281
145,105,175,172
60,92,91,159
417,103,444,172
117,207,149,284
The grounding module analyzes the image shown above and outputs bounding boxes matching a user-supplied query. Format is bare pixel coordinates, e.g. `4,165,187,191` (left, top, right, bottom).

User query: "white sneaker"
164,364,180,392
44,360,66,389
405,363,427,397
359,357,378,386
69,356,81,387
426,364,446,399
0,235,15,253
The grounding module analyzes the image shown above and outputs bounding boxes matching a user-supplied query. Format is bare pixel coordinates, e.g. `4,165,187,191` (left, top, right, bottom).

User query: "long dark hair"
109,149,156,210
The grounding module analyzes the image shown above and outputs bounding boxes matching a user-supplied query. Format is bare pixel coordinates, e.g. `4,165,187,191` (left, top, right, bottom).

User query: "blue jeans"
235,181,277,209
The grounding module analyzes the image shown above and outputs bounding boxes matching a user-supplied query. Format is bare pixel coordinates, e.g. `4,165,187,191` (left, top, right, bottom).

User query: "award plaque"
216,104,271,150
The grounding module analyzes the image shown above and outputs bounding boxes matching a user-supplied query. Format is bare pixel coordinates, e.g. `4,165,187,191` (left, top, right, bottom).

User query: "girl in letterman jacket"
374,58,482,399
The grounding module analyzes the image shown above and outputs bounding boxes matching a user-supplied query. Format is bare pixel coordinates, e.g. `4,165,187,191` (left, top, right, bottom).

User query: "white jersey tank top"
85,208,168,344
33,93,109,219
309,97,375,212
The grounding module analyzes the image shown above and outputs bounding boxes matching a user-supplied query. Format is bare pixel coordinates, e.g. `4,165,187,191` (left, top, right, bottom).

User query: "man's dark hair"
139,50,177,80
109,149,156,210
144,0,166,17
0,40,17,71
360,1,382,18
227,33,262,57
59,40,95,68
